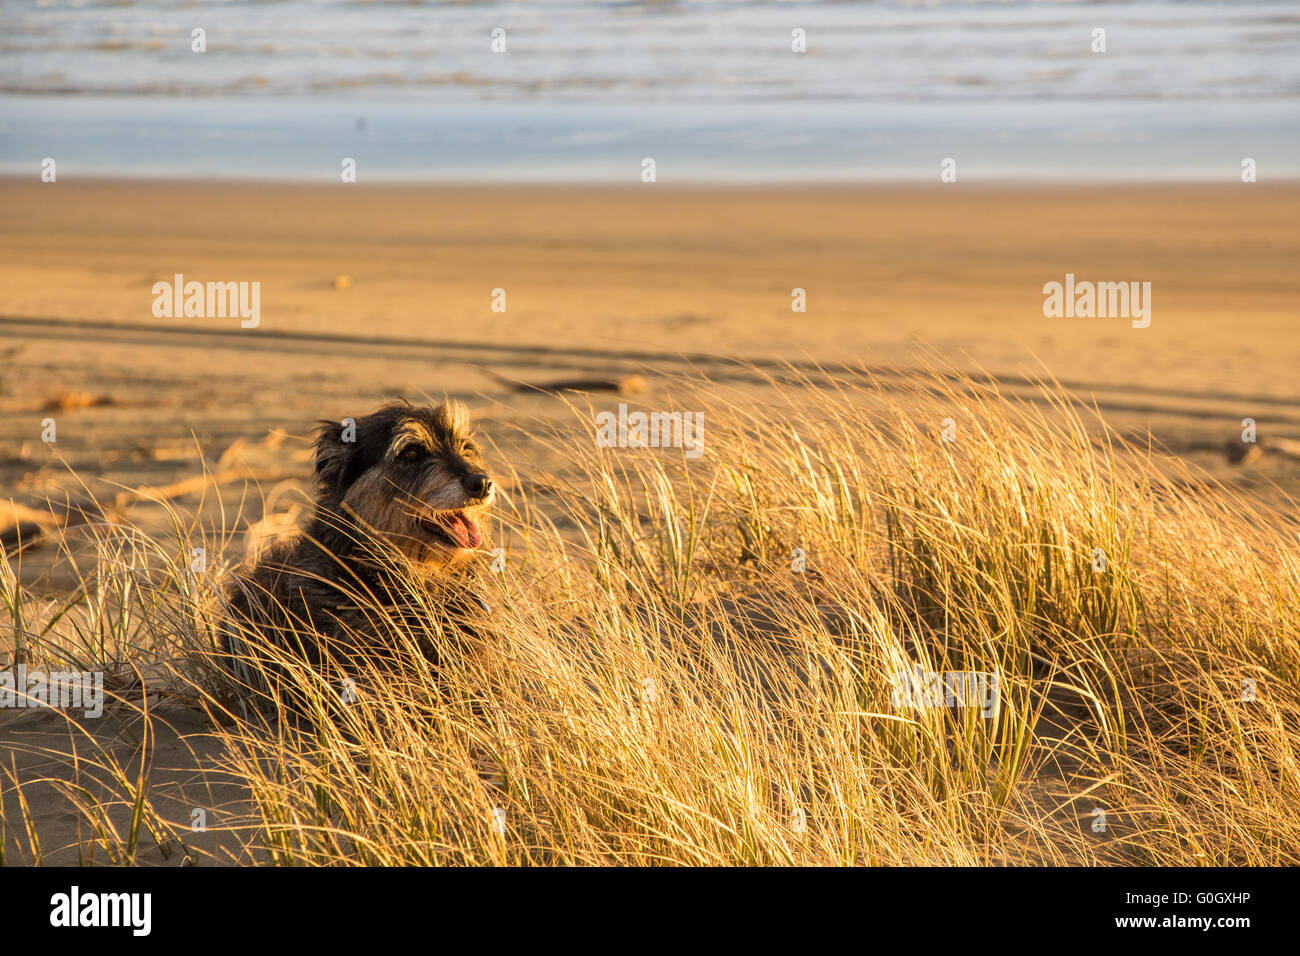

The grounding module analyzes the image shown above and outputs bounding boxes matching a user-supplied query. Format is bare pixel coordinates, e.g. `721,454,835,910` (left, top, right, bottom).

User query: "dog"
219,400,496,710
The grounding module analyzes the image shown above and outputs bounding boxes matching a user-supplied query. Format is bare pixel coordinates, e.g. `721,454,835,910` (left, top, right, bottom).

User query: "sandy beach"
3,179,1299,539
3,178,1299,866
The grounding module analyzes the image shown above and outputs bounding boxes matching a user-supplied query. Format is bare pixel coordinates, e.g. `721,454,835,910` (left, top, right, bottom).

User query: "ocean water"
1,0,1298,182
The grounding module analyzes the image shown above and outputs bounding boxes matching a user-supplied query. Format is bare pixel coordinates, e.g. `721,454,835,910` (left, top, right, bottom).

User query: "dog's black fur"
219,400,496,710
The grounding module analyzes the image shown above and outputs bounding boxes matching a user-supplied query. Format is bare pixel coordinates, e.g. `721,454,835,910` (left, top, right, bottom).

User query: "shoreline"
11,175,1300,189
5,94,1299,184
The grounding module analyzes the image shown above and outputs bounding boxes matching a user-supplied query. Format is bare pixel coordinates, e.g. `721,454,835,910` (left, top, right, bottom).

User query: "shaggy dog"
219,400,495,710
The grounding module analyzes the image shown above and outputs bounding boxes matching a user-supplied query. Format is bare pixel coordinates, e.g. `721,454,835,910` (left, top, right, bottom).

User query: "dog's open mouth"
417,511,483,550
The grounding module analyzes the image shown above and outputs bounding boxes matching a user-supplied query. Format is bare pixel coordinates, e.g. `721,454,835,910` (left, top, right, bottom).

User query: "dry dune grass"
2,363,1298,866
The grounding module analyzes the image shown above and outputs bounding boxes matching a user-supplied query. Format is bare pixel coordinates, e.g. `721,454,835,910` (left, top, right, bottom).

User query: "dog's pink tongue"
440,512,482,549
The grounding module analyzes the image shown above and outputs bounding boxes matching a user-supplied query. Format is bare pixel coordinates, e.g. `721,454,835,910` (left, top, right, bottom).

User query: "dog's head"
312,400,495,569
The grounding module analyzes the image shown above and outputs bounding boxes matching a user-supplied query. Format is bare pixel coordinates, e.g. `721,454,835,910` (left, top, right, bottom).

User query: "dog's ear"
313,418,358,493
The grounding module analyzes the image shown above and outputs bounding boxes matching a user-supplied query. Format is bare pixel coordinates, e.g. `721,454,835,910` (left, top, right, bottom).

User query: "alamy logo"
152,273,260,328
0,665,103,718
595,403,704,459
49,886,151,936
1042,273,1151,328
890,664,1000,718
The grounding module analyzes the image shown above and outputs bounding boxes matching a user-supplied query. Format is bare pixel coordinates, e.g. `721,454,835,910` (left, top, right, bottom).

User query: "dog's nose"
463,473,492,499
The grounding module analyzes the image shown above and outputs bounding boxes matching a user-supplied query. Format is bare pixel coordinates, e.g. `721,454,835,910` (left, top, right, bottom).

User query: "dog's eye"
399,445,426,461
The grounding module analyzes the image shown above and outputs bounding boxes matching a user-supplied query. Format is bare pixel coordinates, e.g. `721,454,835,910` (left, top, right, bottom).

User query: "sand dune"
2,179,1299,866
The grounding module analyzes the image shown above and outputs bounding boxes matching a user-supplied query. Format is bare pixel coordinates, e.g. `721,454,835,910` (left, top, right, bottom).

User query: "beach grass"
3,363,1298,866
